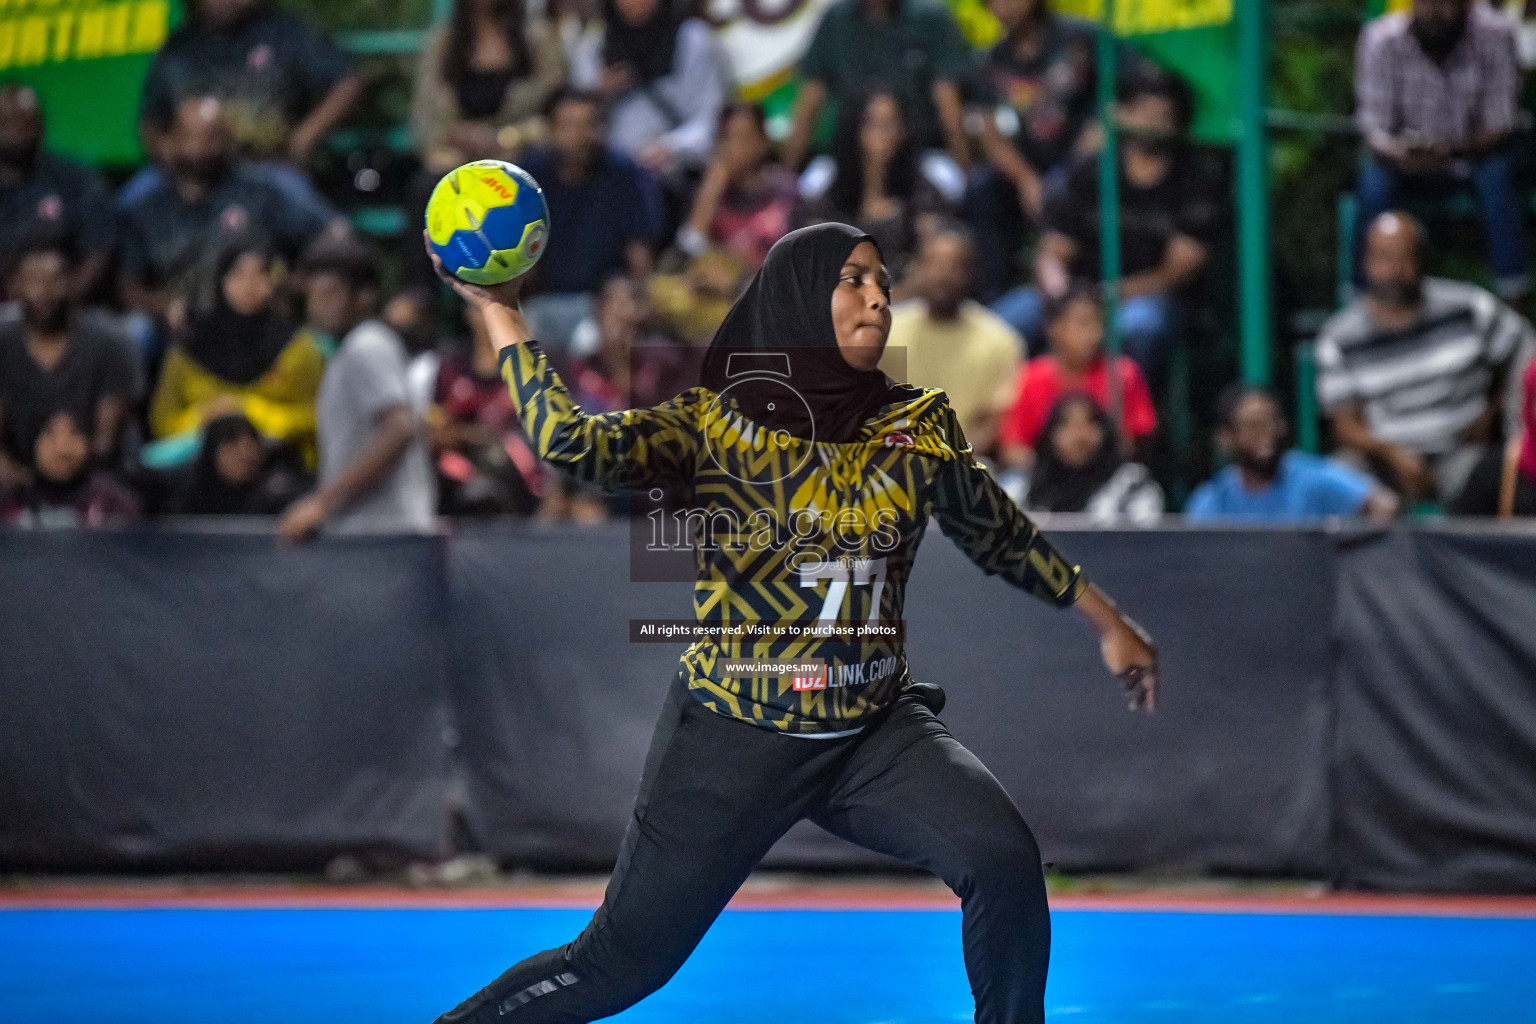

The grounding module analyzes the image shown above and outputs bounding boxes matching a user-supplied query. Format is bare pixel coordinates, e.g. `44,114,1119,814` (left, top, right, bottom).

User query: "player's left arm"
930,406,1158,712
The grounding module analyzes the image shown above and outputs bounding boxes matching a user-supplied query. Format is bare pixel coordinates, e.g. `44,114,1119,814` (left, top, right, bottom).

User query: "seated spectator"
0,239,135,491
118,97,340,325
1186,385,1397,523
517,89,663,351
0,85,115,302
1,409,140,528
148,234,325,465
675,103,798,272
1450,350,1536,516
1015,393,1162,525
139,0,362,169
652,103,798,344
570,0,727,176
992,68,1221,384
1353,0,1526,301
278,239,437,540
411,0,566,176
168,411,309,514
968,0,1099,301
796,89,961,282
647,248,747,347
434,302,544,517
1316,211,1533,505
549,273,692,522
782,0,974,172
998,286,1156,471
879,226,1023,456
567,274,694,411
291,255,348,359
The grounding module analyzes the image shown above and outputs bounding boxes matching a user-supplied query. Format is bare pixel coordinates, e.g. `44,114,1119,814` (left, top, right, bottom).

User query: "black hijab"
699,223,918,444
1026,394,1123,513
601,0,683,85
178,413,270,515
183,236,295,386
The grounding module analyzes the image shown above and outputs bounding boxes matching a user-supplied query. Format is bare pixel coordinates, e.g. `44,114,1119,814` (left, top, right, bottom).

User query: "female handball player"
427,222,1157,1024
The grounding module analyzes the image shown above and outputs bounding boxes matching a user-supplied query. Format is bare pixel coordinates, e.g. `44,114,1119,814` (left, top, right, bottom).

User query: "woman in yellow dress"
150,235,325,466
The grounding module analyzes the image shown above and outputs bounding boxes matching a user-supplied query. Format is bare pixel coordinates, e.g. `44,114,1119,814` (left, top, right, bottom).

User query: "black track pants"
433,676,1051,1024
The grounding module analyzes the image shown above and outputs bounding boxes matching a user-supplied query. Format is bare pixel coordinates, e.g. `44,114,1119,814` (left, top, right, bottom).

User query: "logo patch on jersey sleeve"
883,431,916,448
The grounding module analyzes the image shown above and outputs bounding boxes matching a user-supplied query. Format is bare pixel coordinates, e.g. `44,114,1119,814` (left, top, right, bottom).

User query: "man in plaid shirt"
1353,0,1527,300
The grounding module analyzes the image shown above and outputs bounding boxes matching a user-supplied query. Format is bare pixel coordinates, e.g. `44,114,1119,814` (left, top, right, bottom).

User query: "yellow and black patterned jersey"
503,341,1086,736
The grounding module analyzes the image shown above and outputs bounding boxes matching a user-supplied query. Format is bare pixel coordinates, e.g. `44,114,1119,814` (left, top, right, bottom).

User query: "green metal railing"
1294,343,1320,454
337,29,430,54
1236,0,1272,388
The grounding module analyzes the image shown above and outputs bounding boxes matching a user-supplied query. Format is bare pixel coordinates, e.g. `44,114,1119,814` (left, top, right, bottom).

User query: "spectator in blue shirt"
517,88,663,351
1185,385,1398,523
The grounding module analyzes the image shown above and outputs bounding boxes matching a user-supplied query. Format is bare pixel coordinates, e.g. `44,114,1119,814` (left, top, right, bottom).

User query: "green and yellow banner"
942,1,1240,142
1054,0,1231,34
728,0,1240,145
0,0,182,164
1053,0,1239,144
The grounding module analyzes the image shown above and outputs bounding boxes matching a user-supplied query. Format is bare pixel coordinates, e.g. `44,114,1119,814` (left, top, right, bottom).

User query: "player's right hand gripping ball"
425,160,550,285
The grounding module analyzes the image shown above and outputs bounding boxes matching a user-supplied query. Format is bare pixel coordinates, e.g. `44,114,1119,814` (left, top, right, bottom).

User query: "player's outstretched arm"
1073,583,1158,714
428,236,701,493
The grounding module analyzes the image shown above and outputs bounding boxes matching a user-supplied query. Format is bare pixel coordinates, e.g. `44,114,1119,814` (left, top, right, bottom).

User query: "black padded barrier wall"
1,523,1533,891
1332,528,1536,893
0,530,454,868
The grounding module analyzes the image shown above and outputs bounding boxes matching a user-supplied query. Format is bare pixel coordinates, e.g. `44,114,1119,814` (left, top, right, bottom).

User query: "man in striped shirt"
1317,211,1534,504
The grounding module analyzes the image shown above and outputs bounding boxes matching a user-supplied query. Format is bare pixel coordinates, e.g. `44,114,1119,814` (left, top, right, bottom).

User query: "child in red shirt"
999,286,1157,470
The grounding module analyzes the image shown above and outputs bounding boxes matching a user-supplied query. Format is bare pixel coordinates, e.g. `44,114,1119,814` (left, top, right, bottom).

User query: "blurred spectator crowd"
1,0,1534,535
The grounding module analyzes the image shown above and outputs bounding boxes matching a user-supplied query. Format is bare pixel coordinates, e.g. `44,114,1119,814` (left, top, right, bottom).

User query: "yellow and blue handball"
425,160,550,285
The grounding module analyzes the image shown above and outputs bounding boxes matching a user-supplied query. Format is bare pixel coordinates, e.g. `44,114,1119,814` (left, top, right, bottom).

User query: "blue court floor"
3,902,1534,1023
